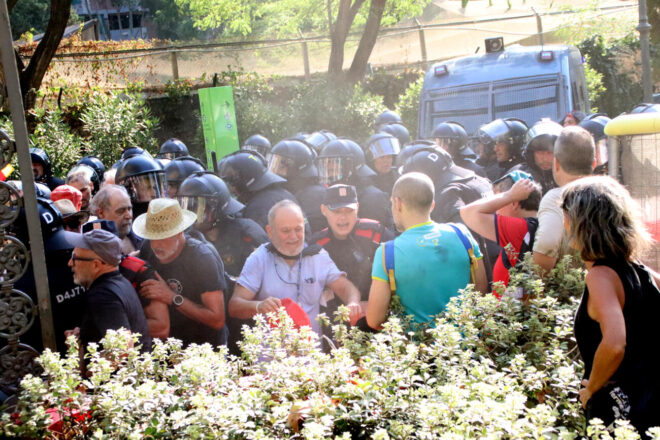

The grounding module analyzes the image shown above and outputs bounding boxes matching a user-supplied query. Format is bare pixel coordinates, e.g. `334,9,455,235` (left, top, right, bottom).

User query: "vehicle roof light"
434,65,449,77
539,50,554,61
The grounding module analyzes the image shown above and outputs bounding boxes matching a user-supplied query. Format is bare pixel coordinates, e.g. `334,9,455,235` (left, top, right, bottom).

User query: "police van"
418,39,590,138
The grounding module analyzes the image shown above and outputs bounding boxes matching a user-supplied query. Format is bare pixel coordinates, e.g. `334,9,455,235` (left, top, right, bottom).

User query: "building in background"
72,0,152,41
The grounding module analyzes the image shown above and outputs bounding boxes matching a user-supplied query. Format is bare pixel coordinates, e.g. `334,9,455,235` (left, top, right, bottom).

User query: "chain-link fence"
34,3,635,92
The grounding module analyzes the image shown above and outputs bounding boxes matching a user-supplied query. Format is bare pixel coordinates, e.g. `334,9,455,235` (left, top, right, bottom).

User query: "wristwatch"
172,294,184,307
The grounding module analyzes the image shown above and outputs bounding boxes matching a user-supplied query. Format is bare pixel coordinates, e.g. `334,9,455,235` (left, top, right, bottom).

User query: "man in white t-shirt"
532,126,595,274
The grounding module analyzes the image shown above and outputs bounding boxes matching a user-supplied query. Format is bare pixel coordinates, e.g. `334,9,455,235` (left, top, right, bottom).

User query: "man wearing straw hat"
134,198,227,346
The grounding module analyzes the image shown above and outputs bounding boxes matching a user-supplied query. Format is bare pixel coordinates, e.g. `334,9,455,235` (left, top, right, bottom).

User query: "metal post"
299,30,310,79
0,0,55,350
171,51,179,81
415,18,428,70
637,0,653,102
531,7,543,46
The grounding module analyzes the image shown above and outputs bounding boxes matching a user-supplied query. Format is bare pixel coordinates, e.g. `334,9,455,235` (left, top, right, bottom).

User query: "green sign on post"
198,86,239,169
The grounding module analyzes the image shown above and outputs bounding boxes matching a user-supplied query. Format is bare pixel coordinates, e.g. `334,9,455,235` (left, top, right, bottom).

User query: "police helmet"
345,138,376,178
164,156,206,196
401,148,474,189
374,110,402,130
121,146,152,161
158,138,189,160
67,164,101,195
364,132,400,164
432,121,469,156
524,119,563,158
115,154,166,203
380,123,411,147
269,139,318,180
578,113,611,142
217,150,285,195
30,147,52,180
241,134,272,157
395,140,438,170
304,130,337,154
630,103,660,114
477,118,527,157
178,171,244,230
12,198,74,252
77,156,106,187
317,140,358,185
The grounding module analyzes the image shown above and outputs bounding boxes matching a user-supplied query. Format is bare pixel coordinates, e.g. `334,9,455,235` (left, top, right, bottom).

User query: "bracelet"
255,301,260,314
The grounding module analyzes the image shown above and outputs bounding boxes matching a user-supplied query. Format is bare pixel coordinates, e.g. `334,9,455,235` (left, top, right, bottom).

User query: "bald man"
367,172,488,329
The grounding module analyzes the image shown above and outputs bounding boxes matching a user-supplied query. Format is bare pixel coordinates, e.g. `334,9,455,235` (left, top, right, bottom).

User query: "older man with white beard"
229,199,361,335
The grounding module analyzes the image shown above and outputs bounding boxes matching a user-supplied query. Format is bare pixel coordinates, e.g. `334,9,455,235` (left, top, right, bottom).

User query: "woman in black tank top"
562,176,659,436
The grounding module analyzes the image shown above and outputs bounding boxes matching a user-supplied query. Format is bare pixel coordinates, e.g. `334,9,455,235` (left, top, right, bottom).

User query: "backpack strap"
448,223,477,284
381,240,397,293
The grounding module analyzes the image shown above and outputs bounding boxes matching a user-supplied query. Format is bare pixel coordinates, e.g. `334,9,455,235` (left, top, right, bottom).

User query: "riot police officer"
475,118,527,182
380,123,411,147
164,156,206,197
177,171,268,278
302,130,337,154
241,134,272,157
30,147,64,190
363,132,400,195
268,139,327,233
121,146,152,161
157,138,189,160
115,154,166,217
218,150,298,229
318,139,394,230
77,156,106,189
432,121,486,177
510,119,562,194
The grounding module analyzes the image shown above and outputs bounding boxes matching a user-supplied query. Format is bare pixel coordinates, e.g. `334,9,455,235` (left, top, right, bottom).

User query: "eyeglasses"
71,254,100,263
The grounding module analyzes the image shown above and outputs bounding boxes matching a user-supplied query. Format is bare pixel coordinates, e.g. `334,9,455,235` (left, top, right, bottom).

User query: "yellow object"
604,113,660,136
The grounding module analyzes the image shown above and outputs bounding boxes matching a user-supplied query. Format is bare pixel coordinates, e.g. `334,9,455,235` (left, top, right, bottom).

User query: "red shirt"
492,215,533,296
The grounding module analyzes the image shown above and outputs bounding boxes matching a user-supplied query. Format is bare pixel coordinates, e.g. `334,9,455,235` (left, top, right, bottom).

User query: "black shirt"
209,217,268,278
80,270,152,352
142,237,227,346
243,186,298,229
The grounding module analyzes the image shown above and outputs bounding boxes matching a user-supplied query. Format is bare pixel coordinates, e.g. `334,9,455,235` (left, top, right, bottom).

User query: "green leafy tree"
8,0,50,40
174,0,431,82
141,0,204,40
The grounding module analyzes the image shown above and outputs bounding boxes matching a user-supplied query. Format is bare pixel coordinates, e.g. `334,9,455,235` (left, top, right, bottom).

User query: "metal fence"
32,3,635,92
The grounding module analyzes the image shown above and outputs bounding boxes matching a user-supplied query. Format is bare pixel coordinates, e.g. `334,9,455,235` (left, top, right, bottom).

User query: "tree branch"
20,0,72,110
347,0,385,82
7,0,19,13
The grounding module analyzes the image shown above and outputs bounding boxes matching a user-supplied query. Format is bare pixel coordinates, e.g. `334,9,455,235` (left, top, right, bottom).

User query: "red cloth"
269,298,311,329
492,215,531,296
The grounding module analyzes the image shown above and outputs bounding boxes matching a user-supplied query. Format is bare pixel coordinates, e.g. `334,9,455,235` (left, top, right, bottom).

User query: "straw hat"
132,198,196,240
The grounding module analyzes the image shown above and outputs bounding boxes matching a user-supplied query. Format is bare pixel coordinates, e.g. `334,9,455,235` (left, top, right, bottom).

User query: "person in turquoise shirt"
366,172,488,328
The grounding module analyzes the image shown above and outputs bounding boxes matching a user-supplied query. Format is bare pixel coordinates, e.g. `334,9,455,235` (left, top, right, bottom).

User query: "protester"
51,184,83,211
561,176,660,436
366,173,487,329
229,200,361,335
533,126,595,274
66,166,96,211
66,229,151,353
90,184,143,254
459,171,541,294
134,198,227,346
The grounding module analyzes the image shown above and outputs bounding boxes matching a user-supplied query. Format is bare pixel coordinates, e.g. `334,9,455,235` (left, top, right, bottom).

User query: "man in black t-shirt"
66,229,151,352
134,198,227,346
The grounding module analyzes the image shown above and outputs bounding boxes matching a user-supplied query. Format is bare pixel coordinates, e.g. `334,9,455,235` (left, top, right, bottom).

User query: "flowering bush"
2,257,658,439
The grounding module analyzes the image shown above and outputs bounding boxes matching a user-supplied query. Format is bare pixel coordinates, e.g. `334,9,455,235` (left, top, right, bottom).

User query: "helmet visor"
317,157,347,185
157,152,176,160
126,173,166,202
480,119,510,143
368,137,400,159
305,132,332,150
268,154,296,178
242,144,269,157
179,196,213,226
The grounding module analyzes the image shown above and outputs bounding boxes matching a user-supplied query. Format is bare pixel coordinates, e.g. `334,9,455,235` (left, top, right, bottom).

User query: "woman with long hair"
561,176,659,435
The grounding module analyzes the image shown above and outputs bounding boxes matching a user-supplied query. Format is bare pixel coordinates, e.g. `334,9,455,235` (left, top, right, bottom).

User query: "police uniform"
508,162,556,195
350,178,395,232
243,185,299,230
293,183,328,235
314,219,394,299
371,169,399,196
454,156,486,178
208,217,269,278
